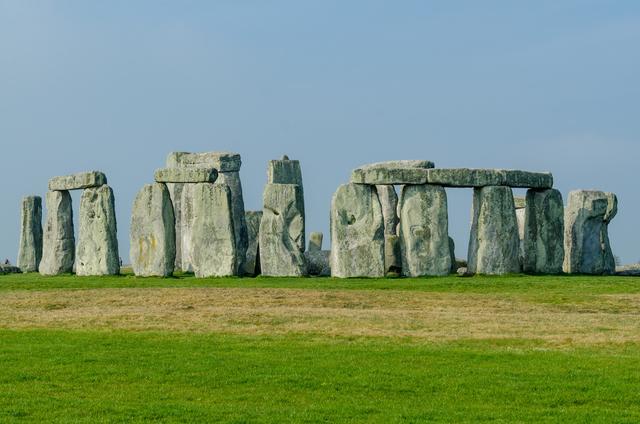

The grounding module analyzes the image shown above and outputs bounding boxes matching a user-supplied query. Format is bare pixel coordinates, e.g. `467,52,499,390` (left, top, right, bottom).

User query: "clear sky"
1,1,638,265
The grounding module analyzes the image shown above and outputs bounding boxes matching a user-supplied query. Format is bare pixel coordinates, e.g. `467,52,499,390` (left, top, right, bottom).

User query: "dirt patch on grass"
1,288,639,346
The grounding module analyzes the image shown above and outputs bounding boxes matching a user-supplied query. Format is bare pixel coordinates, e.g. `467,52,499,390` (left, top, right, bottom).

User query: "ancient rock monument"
244,211,263,276
523,189,564,274
17,196,43,272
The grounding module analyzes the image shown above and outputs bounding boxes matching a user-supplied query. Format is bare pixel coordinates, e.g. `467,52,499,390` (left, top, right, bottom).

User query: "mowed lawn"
1,273,640,423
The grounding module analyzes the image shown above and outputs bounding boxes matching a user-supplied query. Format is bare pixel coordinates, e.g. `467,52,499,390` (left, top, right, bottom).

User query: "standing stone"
130,183,176,277
398,184,451,276
244,211,263,276
190,183,237,277
17,196,43,272
448,237,457,274
523,189,564,274
330,183,385,278
40,191,75,275
178,184,196,272
166,182,186,271
514,196,526,263
259,184,306,277
468,186,521,275
267,157,305,251
215,171,248,274
376,185,400,274
76,185,120,276
563,190,617,275
308,232,323,252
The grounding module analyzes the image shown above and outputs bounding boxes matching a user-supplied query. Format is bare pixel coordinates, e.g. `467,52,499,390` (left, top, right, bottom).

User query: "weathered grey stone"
305,250,331,276
398,184,451,276
384,234,401,276
523,189,564,274
244,211,263,276
259,184,306,276
376,185,399,236
351,168,429,185
190,183,237,277
40,191,75,275
76,185,120,276
48,171,107,191
266,158,305,251
0,264,21,274
449,237,457,274
17,196,43,272
130,183,176,277
154,168,218,183
308,232,323,252
330,183,385,278
166,182,186,271
425,169,553,189
356,160,436,170
563,190,617,275
615,265,640,277
468,186,521,275
167,151,241,172
216,171,248,274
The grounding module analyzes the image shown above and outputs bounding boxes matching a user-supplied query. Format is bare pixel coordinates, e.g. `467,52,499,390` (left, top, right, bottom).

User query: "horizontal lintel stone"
425,169,553,189
166,152,241,172
154,168,218,183
48,171,107,191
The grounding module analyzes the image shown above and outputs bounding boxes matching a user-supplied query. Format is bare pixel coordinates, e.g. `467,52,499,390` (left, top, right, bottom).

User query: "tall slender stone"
17,196,43,272
468,186,521,275
563,190,617,275
244,211,263,276
330,183,385,278
40,191,75,275
377,185,400,274
190,183,237,277
523,189,564,274
267,156,305,251
259,184,306,277
398,184,451,276
76,185,120,276
216,171,248,274
130,183,176,277
178,183,196,272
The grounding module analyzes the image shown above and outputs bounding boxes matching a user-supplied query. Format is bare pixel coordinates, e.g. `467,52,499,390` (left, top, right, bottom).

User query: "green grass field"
1,273,640,422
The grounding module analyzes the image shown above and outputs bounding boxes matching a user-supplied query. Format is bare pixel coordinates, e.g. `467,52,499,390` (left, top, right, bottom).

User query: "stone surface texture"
48,171,107,191
398,184,451,276
167,151,241,172
376,185,400,274
154,168,218,183
351,168,429,185
523,189,564,274
468,186,521,275
39,191,75,275
305,250,331,276
308,232,323,252
330,183,385,278
17,196,43,272
563,190,617,275
266,158,305,251
425,169,553,189
130,183,176,277
244,211,263,276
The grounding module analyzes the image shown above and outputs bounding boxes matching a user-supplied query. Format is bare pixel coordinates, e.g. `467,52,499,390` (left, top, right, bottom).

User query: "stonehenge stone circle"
398,184,451,276
259,183,306,277
130,183,176,277
468,186,521,275
330,183,385,278
244,211,263,276
523,189,564,274
308,231,323,252
76,185,120,276
154,168,218,183
190,183,237,277
40,190,75,276
17,196,43,272
48,171,107,191
563,190,617,275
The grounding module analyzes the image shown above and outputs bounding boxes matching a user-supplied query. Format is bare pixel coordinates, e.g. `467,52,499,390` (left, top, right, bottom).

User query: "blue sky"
1,0,638,264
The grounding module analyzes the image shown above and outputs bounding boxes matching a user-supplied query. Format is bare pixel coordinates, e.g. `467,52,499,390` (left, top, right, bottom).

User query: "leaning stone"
130,183,176,277
243,211,263,276
523,189,564,274
308,232,323,252
154,168,218,183
259,184,306,277
563,190,617,275
305,250,331,276
167,151,241,172
40,191,75,275
76,185,120,276
48,171,107,191
468,186,521,275
190,183,237,277
330,183,385,278
17,196,43,272
351,168,429,185
398,184,451,276
425,169,553,189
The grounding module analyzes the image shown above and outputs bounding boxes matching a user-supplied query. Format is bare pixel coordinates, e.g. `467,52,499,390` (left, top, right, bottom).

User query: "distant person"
4,259,9,265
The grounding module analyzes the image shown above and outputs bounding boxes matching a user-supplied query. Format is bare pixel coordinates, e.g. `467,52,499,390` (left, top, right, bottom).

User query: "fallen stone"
615,265,640,277
243,211,263,276
425,169,553,189
308,232,323,252
39,191,75,275
48,171,107,191
305,250,331,276
523,189,564,274
564,190,617,275
75,185,120,276
167,151,241,172
468,186,521,275
259,184,306,277
398,184,451,276
330,183,385,278
154,168,218,183
130,183,176,277
17,196,43,272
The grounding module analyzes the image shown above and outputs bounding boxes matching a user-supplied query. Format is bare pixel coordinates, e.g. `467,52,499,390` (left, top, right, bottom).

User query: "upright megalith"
244,211,263,276
563,190,617,275
468,186,521,275
523,189,564,274
130,183,176,277
40,191,75,275
330,183,385,278
76,185,120,276
17,196,43,272
308,232,323,252
398,185,451,276
259,184,306,276
376,185,400,274
267,156,305,250
190,183,237,277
